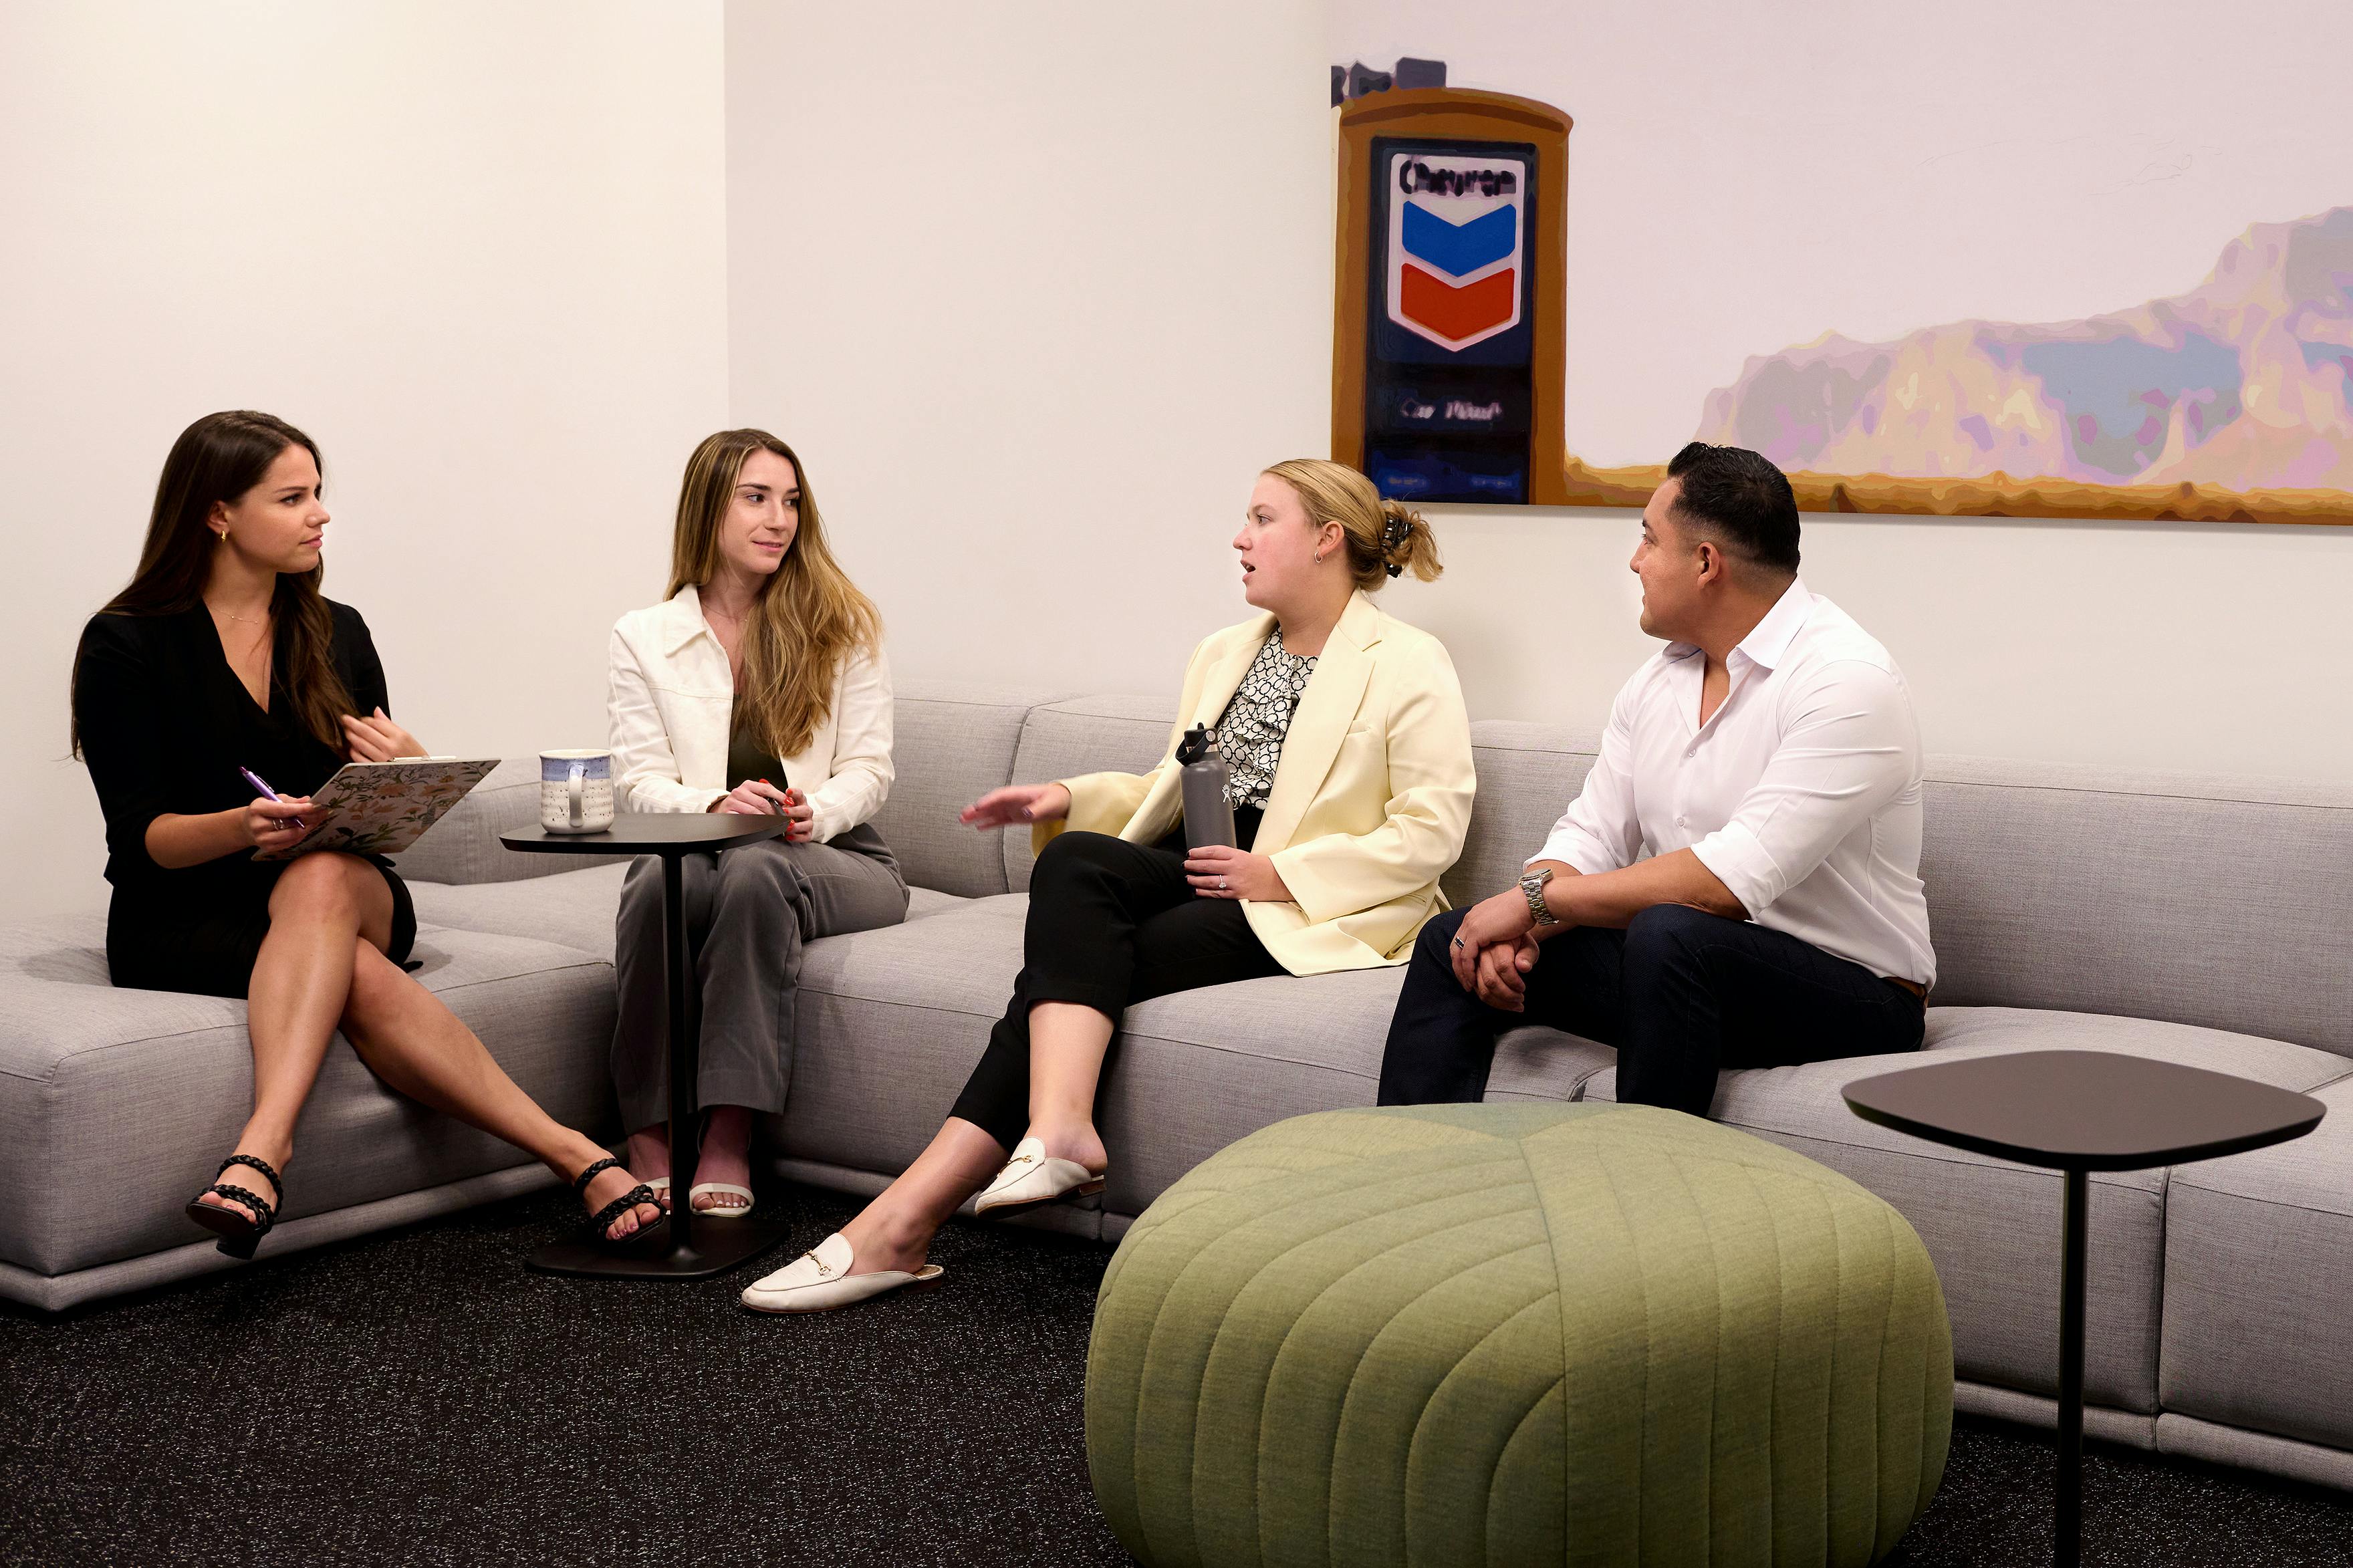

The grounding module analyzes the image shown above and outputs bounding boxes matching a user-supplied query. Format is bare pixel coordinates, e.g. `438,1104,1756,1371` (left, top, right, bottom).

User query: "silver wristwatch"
1519,866,1560,926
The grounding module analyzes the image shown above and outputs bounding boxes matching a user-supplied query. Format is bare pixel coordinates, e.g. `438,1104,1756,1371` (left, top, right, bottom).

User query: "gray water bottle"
1176,724,1237,850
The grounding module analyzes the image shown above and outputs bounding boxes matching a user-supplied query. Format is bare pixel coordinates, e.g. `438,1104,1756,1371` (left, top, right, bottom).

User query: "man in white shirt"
1378,443,1935,1117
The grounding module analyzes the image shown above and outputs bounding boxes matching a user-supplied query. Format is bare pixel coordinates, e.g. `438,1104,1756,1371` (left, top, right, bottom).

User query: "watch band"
1519,867,1560,926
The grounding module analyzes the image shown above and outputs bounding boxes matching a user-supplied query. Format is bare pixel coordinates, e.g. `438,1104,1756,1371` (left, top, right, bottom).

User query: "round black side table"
1844,1049,2324,1567
503,812,791,1280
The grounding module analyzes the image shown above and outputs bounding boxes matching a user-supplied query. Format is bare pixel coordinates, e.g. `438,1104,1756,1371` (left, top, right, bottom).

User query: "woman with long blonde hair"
606,428,906,1218
739,459,1475,1312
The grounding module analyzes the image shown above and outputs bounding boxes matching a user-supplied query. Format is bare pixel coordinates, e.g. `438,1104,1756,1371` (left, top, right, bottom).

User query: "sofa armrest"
390,758,632,885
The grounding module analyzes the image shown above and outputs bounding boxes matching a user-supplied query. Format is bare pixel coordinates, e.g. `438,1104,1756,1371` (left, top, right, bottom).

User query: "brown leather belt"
1886,976,1929,1001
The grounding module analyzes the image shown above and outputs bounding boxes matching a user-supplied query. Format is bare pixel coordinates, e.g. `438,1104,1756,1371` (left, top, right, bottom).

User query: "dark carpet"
4,1185,2350,1568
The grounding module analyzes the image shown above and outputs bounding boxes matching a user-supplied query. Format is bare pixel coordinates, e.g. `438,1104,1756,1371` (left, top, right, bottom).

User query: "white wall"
0,3,729,920
723,1,1336,700
1403,505,2346,777
727,2,2350,785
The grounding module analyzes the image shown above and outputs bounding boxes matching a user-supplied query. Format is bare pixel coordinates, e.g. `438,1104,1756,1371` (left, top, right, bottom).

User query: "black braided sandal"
574,1156,664,1243
184,1154,283,1261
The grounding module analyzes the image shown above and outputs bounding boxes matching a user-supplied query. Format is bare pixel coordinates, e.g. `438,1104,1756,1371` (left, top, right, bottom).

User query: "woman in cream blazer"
740,459,1475,1313
607,429,907,1219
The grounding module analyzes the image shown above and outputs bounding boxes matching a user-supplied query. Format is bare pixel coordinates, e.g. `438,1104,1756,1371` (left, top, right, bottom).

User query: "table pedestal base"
526,1214,789,1280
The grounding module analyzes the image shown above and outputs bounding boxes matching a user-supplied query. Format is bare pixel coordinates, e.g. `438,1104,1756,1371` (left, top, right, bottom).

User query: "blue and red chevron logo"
1386,153,1526,351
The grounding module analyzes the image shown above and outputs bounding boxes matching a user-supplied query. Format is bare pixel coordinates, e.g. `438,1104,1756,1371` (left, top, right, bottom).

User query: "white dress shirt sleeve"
1529,673,1646,875
802,642,894,843
607,624,726,815
1688,659,1916,917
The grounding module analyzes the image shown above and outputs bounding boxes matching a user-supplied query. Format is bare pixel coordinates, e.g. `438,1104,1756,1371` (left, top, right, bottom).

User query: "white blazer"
606,585,894,843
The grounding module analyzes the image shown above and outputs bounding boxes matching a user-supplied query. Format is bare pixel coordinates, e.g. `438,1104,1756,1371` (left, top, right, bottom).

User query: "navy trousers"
1376,903,1926,1118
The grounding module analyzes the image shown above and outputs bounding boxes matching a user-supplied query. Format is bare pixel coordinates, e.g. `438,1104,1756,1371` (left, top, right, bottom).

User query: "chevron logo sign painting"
1386,152,1526,350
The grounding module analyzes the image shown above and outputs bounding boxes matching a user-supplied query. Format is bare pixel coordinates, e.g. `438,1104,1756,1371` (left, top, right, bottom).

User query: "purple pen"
239,766,307,832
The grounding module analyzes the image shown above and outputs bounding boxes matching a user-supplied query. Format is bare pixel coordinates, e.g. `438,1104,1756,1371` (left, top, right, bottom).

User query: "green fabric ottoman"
1087,1103,1951,1567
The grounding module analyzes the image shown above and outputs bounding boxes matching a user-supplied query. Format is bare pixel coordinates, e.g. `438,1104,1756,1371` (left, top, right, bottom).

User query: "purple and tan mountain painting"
1566,207,2353,523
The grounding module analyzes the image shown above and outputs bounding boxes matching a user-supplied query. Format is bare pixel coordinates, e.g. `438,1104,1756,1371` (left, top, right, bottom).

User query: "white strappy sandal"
689,1182,756,1218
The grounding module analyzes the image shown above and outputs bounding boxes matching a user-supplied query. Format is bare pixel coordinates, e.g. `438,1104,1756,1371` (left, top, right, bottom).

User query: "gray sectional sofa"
4,682,2350,1492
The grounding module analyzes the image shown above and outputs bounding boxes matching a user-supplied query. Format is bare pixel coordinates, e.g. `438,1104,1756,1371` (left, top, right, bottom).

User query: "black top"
1842,1049,2326,1172
725,714,787,794
501,814,785,856
74,600,390,897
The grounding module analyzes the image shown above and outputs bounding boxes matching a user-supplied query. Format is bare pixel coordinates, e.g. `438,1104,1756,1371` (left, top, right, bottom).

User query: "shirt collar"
658,583,714,660
1731,577,1814,674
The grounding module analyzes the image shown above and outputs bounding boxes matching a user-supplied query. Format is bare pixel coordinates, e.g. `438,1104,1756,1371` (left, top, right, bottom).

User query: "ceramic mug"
539,749,615,833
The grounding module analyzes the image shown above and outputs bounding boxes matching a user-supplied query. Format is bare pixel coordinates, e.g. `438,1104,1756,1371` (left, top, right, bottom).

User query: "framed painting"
1333,1,2353,525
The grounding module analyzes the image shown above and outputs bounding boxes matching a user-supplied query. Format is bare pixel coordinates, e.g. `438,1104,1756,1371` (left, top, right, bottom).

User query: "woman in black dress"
71,410,663,1257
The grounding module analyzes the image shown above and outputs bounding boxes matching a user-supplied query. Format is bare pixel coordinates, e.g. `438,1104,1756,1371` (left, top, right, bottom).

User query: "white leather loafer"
739,1232,943,1314
973,1136,1106,1215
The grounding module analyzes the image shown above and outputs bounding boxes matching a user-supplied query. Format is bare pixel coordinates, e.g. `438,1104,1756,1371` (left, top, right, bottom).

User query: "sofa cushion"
0,914,617,1279
409,862,633,962
1917,759,2353,1057
875,682,1072,898
2161,1071,2353,1452
1004,696,1171,893
1581,1007,2353,1416
1444,720,1598,906
773,893,1033,1178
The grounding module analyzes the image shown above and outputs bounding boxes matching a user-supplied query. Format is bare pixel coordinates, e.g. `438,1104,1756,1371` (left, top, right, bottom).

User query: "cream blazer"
606,585,894,843
1035,590,1475,976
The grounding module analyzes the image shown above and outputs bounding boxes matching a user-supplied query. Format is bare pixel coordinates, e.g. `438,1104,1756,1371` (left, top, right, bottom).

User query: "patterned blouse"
1215,634,1318,810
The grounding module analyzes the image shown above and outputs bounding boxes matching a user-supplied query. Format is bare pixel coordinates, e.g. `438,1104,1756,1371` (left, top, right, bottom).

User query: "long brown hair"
668,430,880,758
70,410,356,755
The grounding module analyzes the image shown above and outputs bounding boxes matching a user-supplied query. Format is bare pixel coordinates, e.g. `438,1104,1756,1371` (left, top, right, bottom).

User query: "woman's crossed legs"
197,852,658,1242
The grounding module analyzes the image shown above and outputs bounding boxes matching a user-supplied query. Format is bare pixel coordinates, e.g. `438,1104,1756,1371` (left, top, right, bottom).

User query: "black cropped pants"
949,821,1279,1150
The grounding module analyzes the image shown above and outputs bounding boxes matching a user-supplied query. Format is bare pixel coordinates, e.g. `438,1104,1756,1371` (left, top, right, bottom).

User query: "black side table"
1844,1049,2324,1567
503,813,791,1280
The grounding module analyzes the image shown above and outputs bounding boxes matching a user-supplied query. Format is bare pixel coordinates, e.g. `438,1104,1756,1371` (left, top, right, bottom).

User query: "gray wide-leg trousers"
610,823,908,1130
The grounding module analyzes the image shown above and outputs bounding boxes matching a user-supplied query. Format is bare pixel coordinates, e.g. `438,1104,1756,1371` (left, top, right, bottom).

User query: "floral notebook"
251,757,500,862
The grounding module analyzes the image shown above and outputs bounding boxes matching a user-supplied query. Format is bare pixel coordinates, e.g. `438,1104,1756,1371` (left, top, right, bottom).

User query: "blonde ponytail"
1261,458,1445,592
1375,497,1443,583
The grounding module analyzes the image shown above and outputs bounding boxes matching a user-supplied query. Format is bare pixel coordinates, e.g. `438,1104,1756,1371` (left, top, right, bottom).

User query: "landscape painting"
1333,0,2353,524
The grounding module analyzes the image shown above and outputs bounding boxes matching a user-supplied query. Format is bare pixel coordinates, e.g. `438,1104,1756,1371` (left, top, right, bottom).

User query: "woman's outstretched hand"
342,707,425,763
1185,844,1291,903
962,783,1071,831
